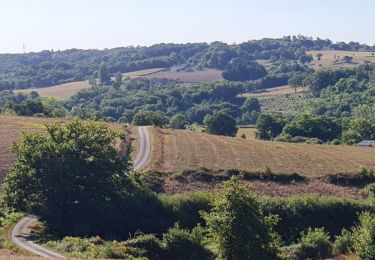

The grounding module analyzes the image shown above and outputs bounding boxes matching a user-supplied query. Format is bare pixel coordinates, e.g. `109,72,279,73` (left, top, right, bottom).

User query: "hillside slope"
148,127,375,177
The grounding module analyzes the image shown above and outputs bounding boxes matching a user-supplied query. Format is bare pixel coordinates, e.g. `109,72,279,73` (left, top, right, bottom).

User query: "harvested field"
144,69,223,83
307,50,375,69
0,116,123,184
14,81,91,100
236,127,256,139
147,127,375,177
242,85,305,97
121,68,166,79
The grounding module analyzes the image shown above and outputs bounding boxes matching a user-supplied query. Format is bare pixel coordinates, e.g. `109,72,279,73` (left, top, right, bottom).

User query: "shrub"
162,224,212,260
333,228,353,255
324,168,375,187
160,192,212,229
201,177,279,260
124,233,164,259
142,171,165,193
298,228,332,259
352,212,375,259
260,195,375,243
362,183,375,201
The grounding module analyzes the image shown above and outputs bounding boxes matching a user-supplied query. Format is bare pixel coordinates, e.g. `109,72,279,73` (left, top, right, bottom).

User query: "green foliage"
241,97,261,113
341,118,375,144
352,212,375,259
260,195,375,243
132,110,167,127
124,233,164,259
160,192,213,229
255,113,286,140
204,111,238,136
333,229,353,255
201,177,279,260
3,120,134,236
142,171,165,193
99,63,111,85
169,114,187,129
283,114,342,142
162,224,212,260
222,60,267,81
298,228,332,259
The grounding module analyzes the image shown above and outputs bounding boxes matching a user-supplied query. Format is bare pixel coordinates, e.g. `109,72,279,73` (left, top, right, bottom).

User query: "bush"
160,192,212,229
201,177,279,259
142,171,165,193
162,224,212,260
324,168,375,187
362,183,375,201
352,212,375,260
124,233,164,259
333,229,353,255
298,228,332,259
260,195,375,243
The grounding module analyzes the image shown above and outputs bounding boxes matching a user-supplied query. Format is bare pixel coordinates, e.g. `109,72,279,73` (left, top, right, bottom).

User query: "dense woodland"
0,36,373,90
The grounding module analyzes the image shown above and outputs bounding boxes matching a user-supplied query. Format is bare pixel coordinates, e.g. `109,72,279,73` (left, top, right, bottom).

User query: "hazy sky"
1,0,375,53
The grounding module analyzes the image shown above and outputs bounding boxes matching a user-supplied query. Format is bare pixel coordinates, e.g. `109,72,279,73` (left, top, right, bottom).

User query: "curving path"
10,126,152,257
10,215,65,258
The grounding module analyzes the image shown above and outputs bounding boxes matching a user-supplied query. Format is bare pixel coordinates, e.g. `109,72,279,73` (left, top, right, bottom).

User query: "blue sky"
1,0,374,53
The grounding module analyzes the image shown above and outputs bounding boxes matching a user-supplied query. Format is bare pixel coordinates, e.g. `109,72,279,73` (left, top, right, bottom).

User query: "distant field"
0,116,123,185
121,68,166,79
14,81,91,100
307,50,375,69
258,92,307,115
242,85,305,97
147,127,375,177
144,69,223,83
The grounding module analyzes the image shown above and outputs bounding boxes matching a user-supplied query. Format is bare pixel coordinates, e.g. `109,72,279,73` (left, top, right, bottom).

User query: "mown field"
14,81,91,100
307,50,375,69
0,116,123,184
144,68,223,83
147,127,375,177
242,85,305,97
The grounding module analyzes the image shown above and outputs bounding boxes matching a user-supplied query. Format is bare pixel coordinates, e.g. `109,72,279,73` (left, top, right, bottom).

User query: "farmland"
242,85,305,97
144,68,223,83
307,50,375,69
146,127,375,177
14,81,91,100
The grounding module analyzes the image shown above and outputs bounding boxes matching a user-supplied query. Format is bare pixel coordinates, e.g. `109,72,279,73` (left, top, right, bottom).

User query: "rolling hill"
145,127,375,177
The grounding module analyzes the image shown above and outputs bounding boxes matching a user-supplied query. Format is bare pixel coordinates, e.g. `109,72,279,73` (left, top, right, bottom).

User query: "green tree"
3,120,132,236
241,97,261,113
133,110,167,127
169,114,187,129
255,113,285,140
201,177,279,260
204,111,238,136
341,118,375,144
352,212,375,260
288,73,305,92
99,63,111,85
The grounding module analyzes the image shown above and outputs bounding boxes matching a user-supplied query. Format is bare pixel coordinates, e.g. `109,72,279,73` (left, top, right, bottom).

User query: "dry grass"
307,50,375,69
236,127,256,140
144,69,223,83
14,81,91,100
121,68,166,79
242,85,305,97
147,127,375,177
